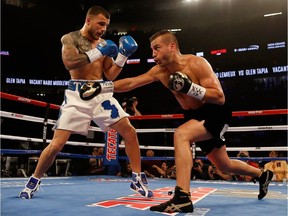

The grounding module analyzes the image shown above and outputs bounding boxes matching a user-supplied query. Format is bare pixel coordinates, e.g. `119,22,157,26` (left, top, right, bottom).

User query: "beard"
157,55,170,67
88,29,102,40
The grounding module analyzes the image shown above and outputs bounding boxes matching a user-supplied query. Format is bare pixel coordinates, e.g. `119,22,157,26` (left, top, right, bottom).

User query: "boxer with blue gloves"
79,35,138,100
19,6,153,200
115,35,138,67
85,39,118,62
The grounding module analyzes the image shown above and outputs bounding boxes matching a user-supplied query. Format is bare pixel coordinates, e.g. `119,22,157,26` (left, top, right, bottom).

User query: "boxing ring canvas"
1,176,287,216
1,92,288,215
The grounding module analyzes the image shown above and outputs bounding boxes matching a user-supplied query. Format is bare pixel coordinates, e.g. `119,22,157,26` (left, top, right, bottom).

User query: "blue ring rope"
1,149,287,161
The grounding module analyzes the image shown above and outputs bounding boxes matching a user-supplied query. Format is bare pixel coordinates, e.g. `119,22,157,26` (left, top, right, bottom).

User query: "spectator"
191,159,211,180
234,151,259,182
142,150,162,178
122,97,142,116
106,162,122,176
208,164,233,180
152,161,169,178
121,162,132,177
167,164,177,179
88,147,106,175
264,151,288,182
121,96,141,135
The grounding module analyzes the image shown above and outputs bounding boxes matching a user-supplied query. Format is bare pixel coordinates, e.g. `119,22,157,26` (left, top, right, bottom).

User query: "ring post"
103,129,120,166
42,103,50,149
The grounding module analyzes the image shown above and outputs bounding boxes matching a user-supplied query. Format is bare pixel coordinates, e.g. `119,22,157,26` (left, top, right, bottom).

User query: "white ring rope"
0,134,104,147
1,110,288,152
1,134,287,152
1,110,288,132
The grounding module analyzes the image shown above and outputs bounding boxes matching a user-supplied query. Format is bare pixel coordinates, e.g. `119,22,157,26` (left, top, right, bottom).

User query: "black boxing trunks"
183,103,232,155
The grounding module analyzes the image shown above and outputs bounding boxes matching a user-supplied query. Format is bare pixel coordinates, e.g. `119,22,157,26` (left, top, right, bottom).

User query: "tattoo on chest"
71,31,92,54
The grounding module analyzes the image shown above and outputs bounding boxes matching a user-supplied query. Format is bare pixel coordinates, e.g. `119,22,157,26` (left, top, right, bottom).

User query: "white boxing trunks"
53,80,129,135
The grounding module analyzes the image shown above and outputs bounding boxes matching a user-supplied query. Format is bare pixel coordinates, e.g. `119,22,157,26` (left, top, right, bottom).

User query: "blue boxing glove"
168,71,206,100
115,35,138,67
85,40,118,63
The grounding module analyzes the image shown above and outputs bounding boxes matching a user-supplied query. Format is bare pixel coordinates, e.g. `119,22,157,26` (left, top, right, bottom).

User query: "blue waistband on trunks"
67,80,105,92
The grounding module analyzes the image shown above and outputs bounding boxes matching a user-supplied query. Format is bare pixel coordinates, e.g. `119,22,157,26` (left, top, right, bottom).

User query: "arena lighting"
0,51,9,55
267,41,286,49
115,31,127,35
126,59,140,64
168,28,182,32
234,45,259,53
211,49,227,55
182,0,199,3
147,58,155,63
264,12,282,17
196,52,204,57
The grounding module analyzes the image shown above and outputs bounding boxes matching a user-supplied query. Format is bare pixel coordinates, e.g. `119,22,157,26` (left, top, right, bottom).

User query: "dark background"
1,0,287,152
1,0,287,111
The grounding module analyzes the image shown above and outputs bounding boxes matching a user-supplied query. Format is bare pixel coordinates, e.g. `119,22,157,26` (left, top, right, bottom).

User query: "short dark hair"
87,6,110,19
149,30,179,49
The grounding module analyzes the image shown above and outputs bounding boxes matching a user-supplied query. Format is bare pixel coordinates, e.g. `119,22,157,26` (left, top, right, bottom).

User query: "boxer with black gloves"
168,71,206,100
111,30,273,213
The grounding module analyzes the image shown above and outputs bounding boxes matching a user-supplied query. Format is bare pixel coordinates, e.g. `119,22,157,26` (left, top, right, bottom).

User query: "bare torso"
114,49,224,109
150,55,208,110
62,30,112,80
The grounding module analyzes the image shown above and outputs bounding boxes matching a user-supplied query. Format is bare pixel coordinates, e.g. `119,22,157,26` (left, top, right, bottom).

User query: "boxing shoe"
257,170,273,200
150,186,194,213
130,172,153,198
19,176,41,199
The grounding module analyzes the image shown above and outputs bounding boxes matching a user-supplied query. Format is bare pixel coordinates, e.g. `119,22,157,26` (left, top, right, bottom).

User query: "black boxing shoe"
150,186,194,213
257,170,273,200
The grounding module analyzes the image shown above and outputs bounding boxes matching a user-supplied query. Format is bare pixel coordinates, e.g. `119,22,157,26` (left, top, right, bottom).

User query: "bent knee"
122,125,137,139
49,141,65,153
174,128,191,142
174,128,184,139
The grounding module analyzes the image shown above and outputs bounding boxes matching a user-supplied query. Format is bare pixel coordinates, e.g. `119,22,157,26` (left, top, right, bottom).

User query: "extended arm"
80,69,157,100
114,71,157,92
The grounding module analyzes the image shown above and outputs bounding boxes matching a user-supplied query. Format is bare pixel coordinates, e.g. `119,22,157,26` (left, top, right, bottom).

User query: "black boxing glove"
79,81,114,100
168,71,206,100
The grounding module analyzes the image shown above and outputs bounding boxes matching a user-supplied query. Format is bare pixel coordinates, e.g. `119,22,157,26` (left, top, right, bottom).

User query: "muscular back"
61,30,113,80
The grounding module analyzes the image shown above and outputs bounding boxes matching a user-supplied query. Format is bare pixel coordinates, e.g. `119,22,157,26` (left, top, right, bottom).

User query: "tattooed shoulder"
62,30,92,54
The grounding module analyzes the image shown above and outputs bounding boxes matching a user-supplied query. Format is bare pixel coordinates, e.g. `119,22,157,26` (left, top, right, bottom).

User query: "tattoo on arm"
61,32,91,68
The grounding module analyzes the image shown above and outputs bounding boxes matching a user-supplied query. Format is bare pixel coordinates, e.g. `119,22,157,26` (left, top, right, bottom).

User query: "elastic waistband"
68,79,105,91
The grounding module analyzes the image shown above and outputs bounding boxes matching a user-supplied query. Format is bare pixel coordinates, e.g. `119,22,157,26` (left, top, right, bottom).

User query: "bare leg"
174,131,193,192
207,145,261,177
207,145,274,200
174,120,212,192
33,130,70,179
111,118,141,173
